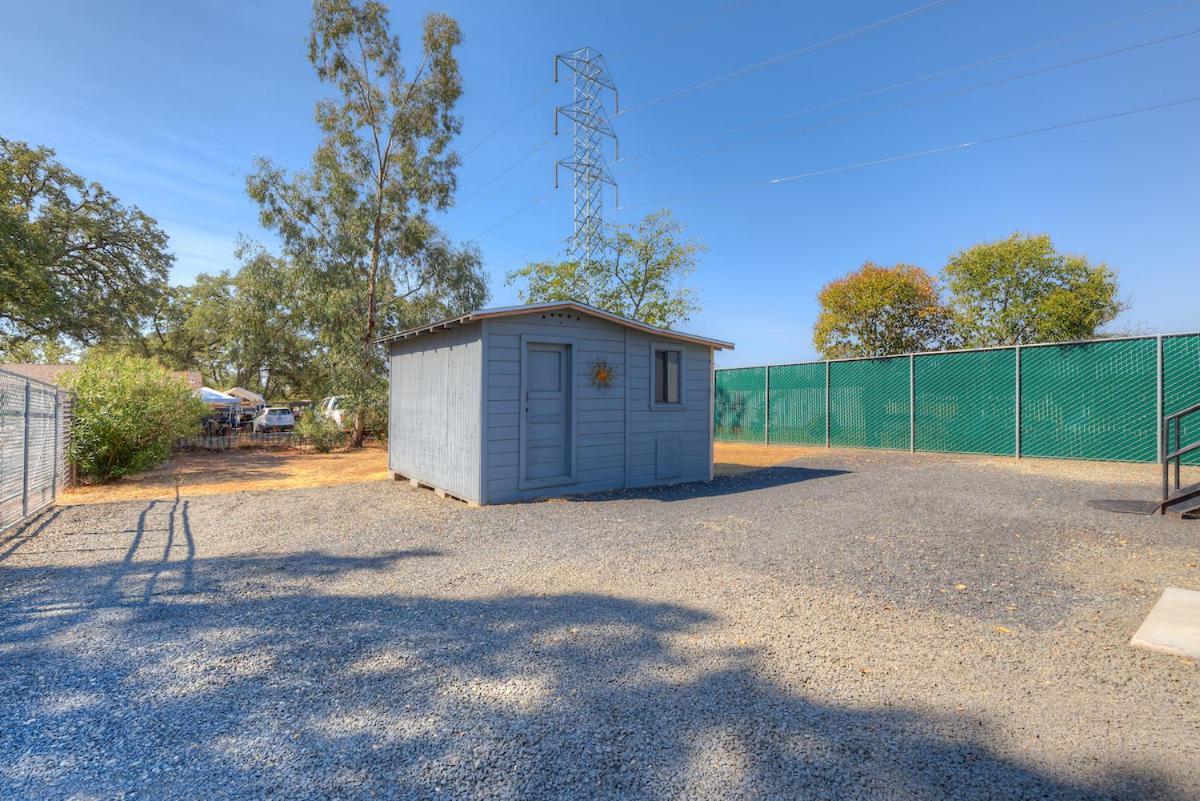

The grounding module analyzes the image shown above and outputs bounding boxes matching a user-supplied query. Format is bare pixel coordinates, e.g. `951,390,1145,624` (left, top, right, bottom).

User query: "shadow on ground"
0,506,66,564
571,466,850,504
0,506,1179,799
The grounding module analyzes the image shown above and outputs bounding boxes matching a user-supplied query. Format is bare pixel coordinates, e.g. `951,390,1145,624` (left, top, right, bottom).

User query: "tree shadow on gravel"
0,506,65,564
0,551,1183,800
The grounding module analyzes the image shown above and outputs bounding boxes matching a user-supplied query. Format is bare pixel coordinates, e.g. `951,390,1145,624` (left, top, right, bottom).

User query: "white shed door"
523,342,572,483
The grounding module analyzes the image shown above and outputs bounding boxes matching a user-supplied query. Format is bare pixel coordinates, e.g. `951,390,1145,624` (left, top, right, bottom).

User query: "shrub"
66,352,207,482
294,409,344,453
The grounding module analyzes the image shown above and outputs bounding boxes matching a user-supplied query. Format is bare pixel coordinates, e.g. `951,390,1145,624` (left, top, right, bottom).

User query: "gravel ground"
1,448,1197,800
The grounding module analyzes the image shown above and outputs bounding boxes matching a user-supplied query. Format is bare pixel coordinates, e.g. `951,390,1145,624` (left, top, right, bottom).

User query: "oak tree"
1,138,171,355
942,232,1123,346
813,262,952,359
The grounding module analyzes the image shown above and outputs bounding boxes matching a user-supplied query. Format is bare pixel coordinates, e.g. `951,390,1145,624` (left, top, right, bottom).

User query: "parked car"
319,396,349,430
252,406,295,433
287,399,314,417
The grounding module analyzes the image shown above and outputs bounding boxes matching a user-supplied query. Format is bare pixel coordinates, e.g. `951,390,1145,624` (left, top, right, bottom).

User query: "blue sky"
3,0,1198,366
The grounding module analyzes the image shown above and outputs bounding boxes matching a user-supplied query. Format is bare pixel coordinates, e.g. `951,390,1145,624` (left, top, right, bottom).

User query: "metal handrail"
1166,440,1200,461
1162,403,1200,514
1164,401,1200,422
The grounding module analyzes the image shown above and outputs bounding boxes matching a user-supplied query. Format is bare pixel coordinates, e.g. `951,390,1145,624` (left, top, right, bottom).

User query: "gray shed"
381,301,734,505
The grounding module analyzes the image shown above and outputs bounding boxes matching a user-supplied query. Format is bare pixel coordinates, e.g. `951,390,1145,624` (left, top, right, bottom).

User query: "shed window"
654,348,682,405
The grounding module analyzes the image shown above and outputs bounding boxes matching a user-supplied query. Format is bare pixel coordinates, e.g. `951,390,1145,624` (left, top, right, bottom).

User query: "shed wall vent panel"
656,436,682,480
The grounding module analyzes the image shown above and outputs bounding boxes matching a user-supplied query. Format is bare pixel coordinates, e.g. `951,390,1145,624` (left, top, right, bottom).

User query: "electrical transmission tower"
553,47,618,264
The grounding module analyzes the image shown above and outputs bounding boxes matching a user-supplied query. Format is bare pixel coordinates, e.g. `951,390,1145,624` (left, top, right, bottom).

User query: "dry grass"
713,440,1197,486
62,440,1192,506
63,445,391,505
713,442,823,476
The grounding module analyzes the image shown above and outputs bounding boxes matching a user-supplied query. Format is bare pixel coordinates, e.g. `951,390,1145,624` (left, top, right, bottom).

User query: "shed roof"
377,301,734,350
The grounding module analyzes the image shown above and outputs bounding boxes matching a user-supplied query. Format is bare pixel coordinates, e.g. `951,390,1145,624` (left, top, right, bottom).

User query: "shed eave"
377,301,734,350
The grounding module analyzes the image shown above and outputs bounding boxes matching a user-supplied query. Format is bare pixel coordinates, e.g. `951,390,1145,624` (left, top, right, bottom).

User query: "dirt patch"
62,445,390,505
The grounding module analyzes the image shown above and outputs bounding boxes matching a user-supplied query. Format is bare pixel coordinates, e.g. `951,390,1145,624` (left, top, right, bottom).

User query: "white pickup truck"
318,396,349,431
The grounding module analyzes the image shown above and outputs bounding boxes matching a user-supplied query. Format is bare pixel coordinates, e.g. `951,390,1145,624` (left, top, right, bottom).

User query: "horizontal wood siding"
484,312,627,503
625,330,714,488
389,324,482,503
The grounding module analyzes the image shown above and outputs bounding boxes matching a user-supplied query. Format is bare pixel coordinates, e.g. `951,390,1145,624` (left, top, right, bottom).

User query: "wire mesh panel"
0,373,25,528
0,370,70,533
23,383,57,514
715,332,1198,460
1020,338,1157,462
829,357,910,449
915,348,1016,455
714,367,766,442
767,363,826,445
1163,333,1200,465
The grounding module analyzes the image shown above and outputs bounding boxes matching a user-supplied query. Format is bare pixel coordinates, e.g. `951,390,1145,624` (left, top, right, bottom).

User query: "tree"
0,138,171,354
506,210,702,328
0,335,73,364
246,0,486,445
942,233,1123,347
146,246,318,399
813,262,952,359
65,352,207,482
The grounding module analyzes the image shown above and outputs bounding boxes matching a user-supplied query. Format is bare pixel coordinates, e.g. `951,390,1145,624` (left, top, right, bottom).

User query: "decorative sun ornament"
590,357,616,389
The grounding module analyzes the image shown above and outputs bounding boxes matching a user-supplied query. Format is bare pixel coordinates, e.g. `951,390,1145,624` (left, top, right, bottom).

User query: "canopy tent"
198,386,240,408
225,386,266,408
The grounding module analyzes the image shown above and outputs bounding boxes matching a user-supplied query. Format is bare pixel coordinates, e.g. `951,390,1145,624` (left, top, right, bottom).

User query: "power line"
615,94,1200,211
617,0,1200,166
453,137,552,212
772,95,1200,182
619,0,959,114
617,26,1200,175
453,1,758,200
611,0,754,58
460,85,551,158
469,189,555,243
493,236,567,273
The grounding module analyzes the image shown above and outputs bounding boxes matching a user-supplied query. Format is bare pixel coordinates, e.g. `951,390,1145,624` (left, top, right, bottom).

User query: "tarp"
198,386,240,407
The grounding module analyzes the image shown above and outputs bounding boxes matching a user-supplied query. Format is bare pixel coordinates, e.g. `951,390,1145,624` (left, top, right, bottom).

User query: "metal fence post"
824,361,831,448
909,354,916,452
1014,345,1022,459
763,366,770,445
1156,335,1164,463
21,380,30,518
51,391,60,498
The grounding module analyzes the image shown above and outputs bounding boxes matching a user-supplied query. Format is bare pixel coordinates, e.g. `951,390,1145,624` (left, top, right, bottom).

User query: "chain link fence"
0,368,71,533
715,332,1200,464
173,430,381,452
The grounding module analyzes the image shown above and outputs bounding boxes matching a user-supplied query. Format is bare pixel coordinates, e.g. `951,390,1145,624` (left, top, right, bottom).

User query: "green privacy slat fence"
915,348,1016,455
714,332,1200,464
767,363,826,445
829,357,910,449
714,367,766,442
1019,338,1157,462
1163,334,1200,465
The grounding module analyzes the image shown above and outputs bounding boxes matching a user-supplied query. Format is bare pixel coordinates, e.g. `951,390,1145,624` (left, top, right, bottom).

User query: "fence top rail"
716,330,1200,373
0,366,68,394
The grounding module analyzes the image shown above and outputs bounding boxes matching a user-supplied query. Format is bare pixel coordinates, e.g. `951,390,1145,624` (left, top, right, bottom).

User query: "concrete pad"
1131,587,1200,659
